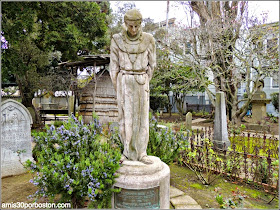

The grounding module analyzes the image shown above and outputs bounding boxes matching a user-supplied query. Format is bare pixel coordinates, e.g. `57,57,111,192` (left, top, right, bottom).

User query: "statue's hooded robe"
109,28,156,161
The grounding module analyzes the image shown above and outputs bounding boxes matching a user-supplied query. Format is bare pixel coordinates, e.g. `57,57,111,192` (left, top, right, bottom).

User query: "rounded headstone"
1,99,34,177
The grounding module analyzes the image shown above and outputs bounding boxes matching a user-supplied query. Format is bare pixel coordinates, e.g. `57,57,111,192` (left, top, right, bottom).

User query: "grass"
190,183,204,190
229,136,279,158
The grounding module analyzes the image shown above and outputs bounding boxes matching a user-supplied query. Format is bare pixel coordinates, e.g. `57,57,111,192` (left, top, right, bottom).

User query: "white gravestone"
1,99,33,177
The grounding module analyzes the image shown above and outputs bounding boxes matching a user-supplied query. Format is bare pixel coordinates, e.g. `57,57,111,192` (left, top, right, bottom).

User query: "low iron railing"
182,127,279,195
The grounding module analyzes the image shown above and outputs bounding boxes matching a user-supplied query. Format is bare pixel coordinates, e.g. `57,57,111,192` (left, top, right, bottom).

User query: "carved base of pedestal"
246,124,270,132
111,156,170,209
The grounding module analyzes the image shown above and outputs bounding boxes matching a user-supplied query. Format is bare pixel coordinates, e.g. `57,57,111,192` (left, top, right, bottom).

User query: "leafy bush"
192,110,209,117
53,120,63,128
224,147,243,174
26,114,121,208
266,113,278,123
270,92,279,112
150,95,169,112
109,116,189,165
147,116,189,164
257,159,269,184
108,126,123,153
182,138,223,185
228,124,246,135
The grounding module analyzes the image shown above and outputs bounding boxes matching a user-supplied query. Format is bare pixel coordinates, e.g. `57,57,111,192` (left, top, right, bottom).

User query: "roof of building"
58,54,110,67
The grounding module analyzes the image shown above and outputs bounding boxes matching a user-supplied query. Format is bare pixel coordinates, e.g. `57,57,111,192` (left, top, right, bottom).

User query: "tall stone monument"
1,99,33,177
252,81,271,122
213,92,230,150
248,80,271,131
109,9,170,208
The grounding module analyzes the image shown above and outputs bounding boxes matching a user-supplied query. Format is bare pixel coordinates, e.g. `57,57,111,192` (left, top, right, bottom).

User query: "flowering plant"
147,116,189,164
26,114,121,208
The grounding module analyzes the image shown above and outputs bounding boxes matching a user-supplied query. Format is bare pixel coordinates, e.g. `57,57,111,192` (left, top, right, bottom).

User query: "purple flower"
95,182,100,188
50,125,55,132
1,35,8,49
74,140,80,145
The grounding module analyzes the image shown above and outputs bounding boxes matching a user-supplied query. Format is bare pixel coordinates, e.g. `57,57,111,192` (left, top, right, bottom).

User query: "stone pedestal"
112,156,170,209
251,91,271,123
248,85,271,132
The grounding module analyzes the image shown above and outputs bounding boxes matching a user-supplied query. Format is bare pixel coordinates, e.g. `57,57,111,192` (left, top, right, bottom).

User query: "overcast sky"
110,1,279,24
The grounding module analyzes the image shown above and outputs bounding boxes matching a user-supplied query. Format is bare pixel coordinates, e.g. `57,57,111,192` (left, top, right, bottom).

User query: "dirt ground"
1,173,47,204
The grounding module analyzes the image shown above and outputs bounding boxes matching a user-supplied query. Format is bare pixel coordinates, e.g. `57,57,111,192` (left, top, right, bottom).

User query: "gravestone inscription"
1,99,33,177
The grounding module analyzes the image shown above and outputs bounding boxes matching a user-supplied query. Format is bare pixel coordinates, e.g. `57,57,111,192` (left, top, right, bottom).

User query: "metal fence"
182,127,279,195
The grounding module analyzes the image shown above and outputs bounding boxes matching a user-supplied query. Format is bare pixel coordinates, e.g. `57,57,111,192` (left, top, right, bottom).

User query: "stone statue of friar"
109,9,156,164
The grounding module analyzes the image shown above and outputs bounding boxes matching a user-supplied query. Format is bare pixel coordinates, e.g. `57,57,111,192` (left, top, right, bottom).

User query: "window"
272,75,279,88
185,41,192,54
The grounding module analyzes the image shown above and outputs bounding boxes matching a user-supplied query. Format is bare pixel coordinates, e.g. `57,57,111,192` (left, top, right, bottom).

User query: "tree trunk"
17,76,42,126
175,93,185,119
71,195,84,208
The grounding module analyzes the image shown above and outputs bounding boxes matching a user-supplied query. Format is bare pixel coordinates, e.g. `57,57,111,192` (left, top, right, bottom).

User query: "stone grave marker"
247,81,271,131
1,99,33,177
185,112,192,131
213,92,230,149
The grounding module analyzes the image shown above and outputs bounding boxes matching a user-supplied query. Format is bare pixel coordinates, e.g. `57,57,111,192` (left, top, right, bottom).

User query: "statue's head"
124,9,142,38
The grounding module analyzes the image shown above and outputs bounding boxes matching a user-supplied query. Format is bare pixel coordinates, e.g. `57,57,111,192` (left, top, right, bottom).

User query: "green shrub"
224,148,243,174
109,116,189,165
270,92,279,112
147,116,189,165
183,138,223,185
108,127,123,153
53,120,63,128
26,114,121,208
266,113,278,123
150,95,169,112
